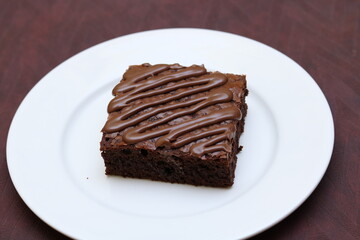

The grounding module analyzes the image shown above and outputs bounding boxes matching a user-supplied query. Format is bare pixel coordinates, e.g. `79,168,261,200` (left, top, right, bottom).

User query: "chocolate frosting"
102,63,242,157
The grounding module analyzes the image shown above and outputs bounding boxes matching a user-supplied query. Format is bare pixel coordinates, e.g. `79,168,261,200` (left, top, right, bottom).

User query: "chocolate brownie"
100,63,248,187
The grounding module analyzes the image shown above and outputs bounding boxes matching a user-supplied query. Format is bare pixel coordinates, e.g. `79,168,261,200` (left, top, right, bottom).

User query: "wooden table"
1,0,359,239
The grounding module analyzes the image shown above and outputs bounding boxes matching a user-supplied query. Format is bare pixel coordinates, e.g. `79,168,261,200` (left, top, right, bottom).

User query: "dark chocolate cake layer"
100,63,248,187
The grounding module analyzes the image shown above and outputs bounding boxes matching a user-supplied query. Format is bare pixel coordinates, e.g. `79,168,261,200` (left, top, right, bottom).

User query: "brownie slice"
100,63,248,187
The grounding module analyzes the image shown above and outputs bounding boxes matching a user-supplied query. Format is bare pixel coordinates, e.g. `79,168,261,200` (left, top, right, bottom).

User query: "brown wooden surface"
1,0,359,239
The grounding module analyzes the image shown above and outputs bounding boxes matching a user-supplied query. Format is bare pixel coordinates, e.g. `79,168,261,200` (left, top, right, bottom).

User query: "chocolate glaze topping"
102,63,242,157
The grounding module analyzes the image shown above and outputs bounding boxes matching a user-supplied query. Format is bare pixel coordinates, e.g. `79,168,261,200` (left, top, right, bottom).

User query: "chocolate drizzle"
102,64,242,157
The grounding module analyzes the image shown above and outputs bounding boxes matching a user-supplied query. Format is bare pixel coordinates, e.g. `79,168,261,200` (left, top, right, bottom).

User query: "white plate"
7,28,334,240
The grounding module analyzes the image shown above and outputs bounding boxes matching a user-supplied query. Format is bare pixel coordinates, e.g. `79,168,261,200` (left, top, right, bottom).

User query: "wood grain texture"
1,0,359,239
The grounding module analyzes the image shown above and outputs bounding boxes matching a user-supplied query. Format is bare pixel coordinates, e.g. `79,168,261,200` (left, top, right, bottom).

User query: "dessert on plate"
100,63,248,187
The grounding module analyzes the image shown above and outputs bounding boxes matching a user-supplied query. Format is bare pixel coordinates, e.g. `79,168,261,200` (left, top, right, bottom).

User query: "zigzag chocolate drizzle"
102,64,242,156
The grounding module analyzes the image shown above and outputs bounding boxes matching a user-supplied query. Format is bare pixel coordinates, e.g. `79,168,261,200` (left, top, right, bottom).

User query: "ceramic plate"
7,28,334,240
